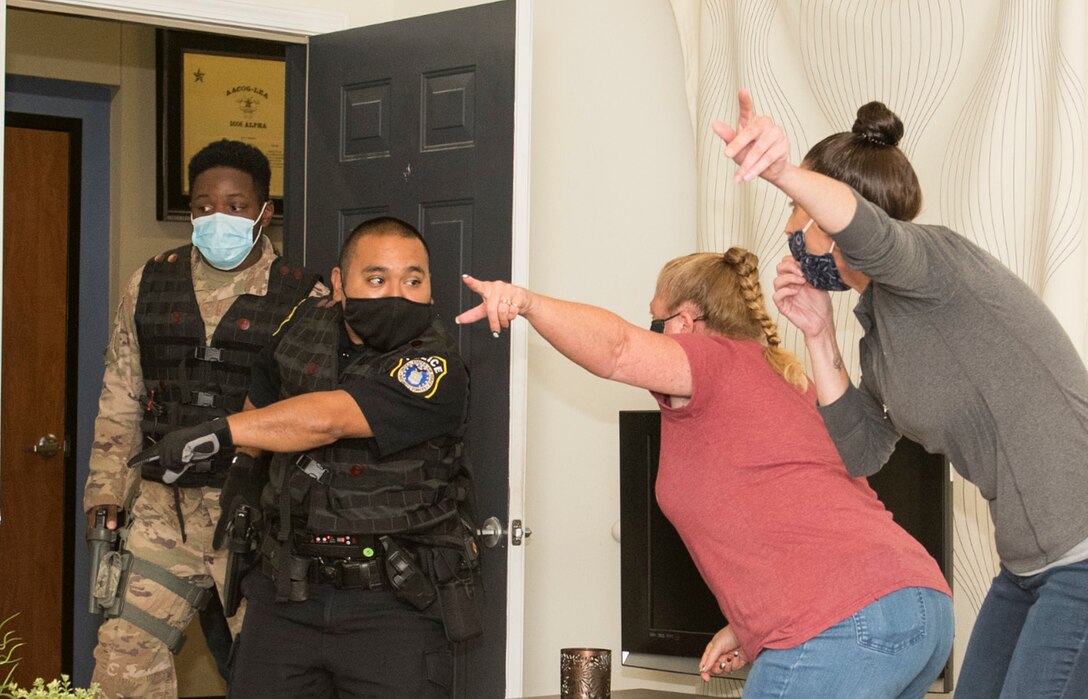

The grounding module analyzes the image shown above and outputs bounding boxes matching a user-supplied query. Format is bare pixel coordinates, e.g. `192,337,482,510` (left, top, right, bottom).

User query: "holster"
93,549,133,619
431,543,483,642
89,512,212,654
436,575,483,642
260,533,314,603
410,527,484,643
381,536,437,610
223,506,258,617
86,508,120,615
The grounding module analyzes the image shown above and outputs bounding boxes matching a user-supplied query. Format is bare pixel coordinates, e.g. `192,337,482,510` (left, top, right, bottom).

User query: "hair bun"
851,101,904,147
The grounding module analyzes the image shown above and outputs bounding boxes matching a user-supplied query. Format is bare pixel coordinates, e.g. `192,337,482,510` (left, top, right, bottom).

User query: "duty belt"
261,531,386,591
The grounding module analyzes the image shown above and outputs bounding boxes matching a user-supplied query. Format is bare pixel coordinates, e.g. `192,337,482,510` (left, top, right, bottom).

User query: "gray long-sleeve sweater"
818,191,1088,574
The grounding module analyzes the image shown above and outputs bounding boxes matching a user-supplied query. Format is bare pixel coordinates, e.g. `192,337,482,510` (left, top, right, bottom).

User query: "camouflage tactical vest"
135,245,319,487
266,301,469,539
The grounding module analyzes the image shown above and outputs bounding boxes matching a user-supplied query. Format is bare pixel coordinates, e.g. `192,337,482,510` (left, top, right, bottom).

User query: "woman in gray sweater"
713,90,1088,698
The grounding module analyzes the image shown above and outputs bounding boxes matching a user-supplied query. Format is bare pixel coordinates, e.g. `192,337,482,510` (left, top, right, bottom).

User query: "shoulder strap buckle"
193,346,223,363
296,454,331,485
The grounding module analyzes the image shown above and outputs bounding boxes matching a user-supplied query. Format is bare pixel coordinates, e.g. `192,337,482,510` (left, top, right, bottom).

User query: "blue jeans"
743,587,953,699
957,559,1088,698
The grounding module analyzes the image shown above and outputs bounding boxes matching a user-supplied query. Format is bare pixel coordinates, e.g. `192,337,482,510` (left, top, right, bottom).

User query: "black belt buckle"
313,558,383,590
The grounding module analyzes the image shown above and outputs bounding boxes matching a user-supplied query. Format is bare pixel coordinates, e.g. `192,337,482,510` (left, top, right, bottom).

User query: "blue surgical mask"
787,219,850,291
191,202,267,271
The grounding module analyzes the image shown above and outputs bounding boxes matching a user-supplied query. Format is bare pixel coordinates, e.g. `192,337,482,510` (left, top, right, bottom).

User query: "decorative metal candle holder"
560,647,611,699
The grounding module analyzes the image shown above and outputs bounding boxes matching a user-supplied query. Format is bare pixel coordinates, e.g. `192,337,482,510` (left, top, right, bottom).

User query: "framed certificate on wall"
157,29,287,221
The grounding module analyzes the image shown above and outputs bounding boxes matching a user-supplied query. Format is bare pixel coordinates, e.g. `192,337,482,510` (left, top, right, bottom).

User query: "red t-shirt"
653,334,950,660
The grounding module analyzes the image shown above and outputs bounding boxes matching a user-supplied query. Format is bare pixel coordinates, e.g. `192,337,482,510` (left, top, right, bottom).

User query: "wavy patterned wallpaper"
668,0,1085,695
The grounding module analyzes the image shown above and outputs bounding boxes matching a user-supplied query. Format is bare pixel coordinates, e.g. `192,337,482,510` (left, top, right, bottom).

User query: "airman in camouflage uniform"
84,140,326,699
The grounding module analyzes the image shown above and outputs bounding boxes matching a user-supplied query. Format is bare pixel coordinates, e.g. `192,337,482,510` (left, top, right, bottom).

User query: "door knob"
28,433,62,457
475,517,532,548
476,516,504,548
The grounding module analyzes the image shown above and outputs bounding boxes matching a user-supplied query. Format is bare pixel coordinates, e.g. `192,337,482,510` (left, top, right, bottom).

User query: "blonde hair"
655,248,808,391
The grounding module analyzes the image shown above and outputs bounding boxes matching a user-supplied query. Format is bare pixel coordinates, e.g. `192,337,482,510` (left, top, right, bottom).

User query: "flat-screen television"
618,410,953,690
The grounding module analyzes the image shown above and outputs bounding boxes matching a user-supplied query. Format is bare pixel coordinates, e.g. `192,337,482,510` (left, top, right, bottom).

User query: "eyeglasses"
650,313,706,334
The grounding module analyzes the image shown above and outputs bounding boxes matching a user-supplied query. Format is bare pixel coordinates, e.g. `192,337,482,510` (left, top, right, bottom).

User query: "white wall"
522,1,696,694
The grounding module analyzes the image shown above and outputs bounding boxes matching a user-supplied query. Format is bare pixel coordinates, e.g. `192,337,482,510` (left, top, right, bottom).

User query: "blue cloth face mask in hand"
787,219,851,292
191,202,267,271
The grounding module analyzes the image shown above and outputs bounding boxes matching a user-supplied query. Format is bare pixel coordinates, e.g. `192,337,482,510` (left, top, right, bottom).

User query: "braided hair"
656,248,808,391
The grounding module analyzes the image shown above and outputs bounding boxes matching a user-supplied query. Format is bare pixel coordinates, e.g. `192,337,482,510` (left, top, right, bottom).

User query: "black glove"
212,452,270,550
127,417,233,484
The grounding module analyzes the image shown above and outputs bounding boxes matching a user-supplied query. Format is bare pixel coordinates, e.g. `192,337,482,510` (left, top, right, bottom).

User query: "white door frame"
0,1,532,695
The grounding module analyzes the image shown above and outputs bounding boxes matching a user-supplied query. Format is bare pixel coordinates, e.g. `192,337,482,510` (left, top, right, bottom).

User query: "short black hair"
187,139,272,202
339,216,431,270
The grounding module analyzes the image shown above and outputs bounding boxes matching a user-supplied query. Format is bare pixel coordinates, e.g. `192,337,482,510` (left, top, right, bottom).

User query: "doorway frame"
3,108,82,682
0,1,533,694
6,74,114,686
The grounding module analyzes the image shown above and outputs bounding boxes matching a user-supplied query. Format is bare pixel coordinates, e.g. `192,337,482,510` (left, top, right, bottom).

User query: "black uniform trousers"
229,569,452,698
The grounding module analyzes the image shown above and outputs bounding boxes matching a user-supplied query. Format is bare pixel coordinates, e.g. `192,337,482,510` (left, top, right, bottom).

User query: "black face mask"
342,296,434,351
650,312,706,334
650,312,680,334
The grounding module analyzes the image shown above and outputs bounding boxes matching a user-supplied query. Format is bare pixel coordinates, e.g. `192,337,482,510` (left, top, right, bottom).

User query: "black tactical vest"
266,301,469,540
135,245,319,487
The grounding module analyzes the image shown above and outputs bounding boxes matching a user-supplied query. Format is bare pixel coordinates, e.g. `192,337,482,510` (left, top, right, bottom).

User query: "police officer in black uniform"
130,217,476,698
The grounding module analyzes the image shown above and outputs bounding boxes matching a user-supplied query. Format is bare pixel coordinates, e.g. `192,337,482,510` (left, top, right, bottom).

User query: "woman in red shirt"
456,248,952,698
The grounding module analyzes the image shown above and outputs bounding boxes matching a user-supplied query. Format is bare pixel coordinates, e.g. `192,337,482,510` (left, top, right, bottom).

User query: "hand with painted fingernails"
455,275,534,337
710,88,793,184
698,624,749,682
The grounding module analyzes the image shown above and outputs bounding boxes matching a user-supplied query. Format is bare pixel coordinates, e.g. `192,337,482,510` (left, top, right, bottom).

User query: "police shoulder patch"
390,355,448,398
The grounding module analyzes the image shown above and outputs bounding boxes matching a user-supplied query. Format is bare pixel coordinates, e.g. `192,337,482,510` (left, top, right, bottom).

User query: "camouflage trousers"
91,481,246,699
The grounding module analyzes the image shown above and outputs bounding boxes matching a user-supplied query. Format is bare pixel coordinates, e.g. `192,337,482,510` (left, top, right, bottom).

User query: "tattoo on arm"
832,352,843,372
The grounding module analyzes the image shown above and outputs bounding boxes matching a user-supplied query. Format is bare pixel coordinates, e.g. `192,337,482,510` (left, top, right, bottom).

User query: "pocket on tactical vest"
306,458,433,533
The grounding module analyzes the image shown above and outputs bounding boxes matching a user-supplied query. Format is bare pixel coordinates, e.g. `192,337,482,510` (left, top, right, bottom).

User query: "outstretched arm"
712,88,858,234
127,391,372,477
455,275,693,397
226,391,372,453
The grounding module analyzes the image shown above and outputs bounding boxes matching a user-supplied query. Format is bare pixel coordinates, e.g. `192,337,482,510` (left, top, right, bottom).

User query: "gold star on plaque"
193,69,205,82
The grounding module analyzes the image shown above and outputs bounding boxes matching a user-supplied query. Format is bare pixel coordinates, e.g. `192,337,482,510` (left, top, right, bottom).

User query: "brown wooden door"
1,116,79,686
